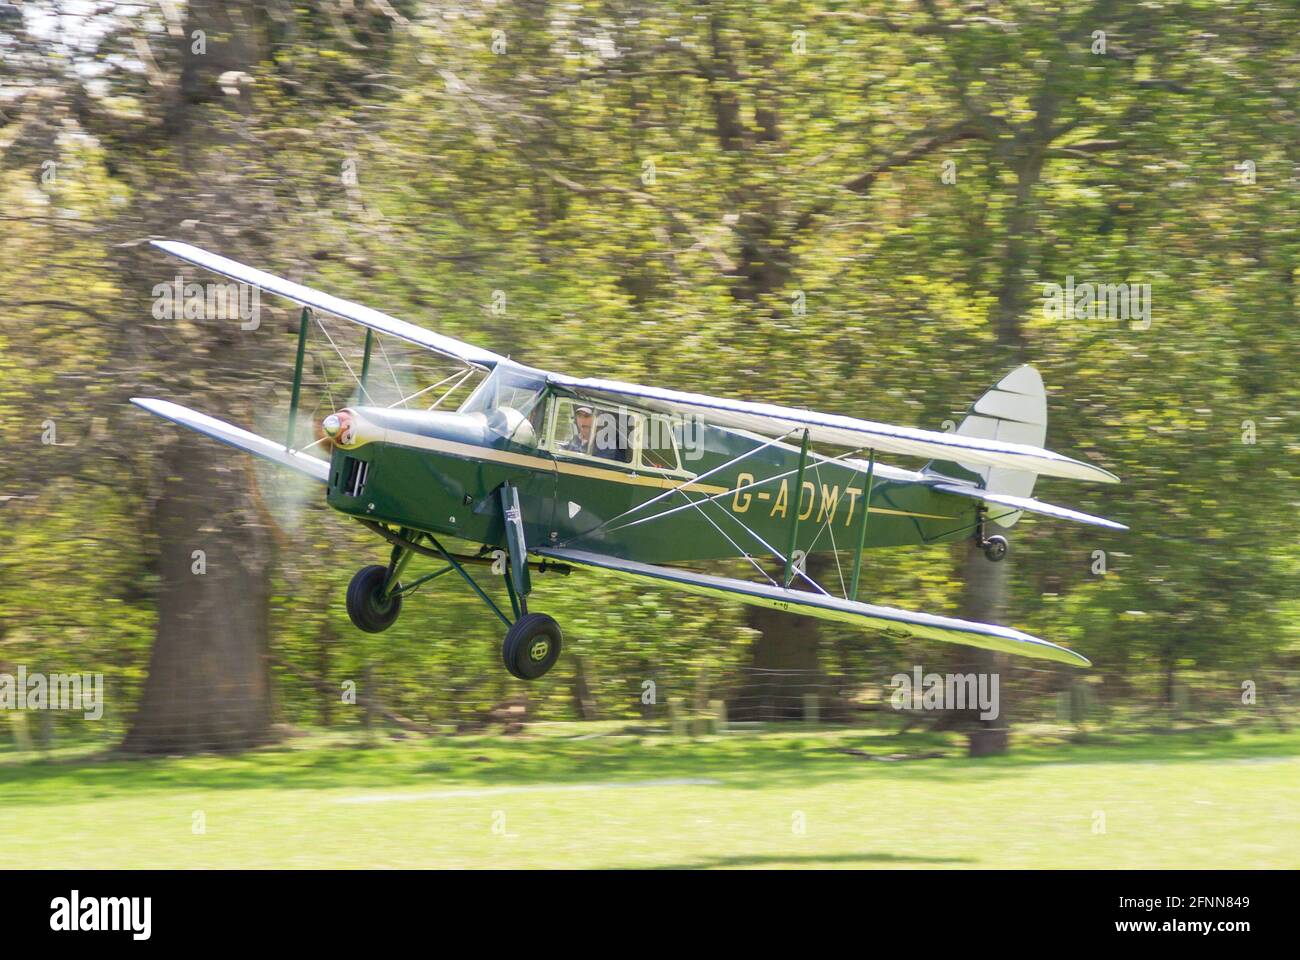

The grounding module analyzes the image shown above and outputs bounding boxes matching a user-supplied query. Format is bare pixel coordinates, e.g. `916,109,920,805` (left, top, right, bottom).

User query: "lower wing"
131,398,330,483
538,547,1090,668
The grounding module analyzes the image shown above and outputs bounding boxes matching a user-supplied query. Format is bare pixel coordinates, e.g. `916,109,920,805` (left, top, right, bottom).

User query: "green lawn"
4,723,1298,869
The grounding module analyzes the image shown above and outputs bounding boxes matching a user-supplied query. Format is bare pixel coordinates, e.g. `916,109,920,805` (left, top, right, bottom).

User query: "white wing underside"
130,398,329,482
540,548,1090,667
151,240,507,369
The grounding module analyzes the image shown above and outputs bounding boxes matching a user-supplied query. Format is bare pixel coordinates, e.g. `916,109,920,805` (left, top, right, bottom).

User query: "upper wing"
540,548,1090,667
152,240,507,370
547,373,1118,484
131,397,330,483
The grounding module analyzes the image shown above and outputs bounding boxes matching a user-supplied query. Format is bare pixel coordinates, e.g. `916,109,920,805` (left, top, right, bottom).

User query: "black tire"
982,535,1009,562
347,564,403,633
502,613,562,681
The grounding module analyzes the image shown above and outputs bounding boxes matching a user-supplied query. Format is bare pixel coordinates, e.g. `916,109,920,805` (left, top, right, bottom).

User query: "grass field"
4,723,1298,869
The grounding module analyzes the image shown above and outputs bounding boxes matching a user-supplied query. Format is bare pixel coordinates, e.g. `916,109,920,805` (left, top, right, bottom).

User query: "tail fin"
925,365,1048,527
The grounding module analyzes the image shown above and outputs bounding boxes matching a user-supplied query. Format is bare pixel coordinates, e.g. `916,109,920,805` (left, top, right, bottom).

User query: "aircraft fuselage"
324,400,980,565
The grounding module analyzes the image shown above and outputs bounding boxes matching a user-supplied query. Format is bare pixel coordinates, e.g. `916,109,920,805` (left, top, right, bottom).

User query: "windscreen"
459,365,547,421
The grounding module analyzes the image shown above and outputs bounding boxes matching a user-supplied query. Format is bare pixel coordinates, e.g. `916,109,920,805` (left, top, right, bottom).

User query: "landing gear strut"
346,487,568,681
974,508,1009,562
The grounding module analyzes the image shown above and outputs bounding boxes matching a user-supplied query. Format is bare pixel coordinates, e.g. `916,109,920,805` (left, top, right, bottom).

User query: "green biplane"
134,240,1125,679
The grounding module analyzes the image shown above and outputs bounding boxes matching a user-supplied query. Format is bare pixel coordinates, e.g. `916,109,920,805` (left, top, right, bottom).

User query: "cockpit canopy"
458,363,548,446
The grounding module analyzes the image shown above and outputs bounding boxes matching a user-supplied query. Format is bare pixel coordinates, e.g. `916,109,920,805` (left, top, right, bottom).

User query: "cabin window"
638,414,682,473
548,397,634,464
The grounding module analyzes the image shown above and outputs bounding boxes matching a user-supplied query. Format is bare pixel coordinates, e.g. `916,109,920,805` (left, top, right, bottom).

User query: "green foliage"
2,1,1297,734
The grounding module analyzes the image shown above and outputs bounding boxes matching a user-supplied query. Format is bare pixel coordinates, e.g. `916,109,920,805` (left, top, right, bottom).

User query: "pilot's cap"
574,405,594,415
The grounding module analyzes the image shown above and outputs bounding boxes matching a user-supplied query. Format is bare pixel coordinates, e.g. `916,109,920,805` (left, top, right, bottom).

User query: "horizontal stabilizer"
131,398,330,483
539,548,1091,668
929,482,1127,531
151,240,507,370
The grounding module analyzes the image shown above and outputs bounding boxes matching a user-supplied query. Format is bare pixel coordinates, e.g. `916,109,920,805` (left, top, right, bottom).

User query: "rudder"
925,365,1047,526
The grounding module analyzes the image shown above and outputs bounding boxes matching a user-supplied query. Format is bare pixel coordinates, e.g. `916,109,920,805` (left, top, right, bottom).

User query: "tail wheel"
982,535,1009,562
502,613,562,681
346,564,403,633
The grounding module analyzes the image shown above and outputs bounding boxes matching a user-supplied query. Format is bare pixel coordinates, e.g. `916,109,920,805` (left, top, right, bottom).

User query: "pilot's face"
575,409,594,440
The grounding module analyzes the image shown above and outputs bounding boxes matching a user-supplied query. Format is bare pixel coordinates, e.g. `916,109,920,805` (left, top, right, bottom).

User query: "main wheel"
982,535,1009,562
502,613,562,681
346,564,403,633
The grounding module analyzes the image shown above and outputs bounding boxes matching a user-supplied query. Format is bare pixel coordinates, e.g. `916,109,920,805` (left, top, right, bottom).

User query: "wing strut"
781,429,811,587
358,328,375,401
559,427,831,594
848,450,876,602
285,306,311,451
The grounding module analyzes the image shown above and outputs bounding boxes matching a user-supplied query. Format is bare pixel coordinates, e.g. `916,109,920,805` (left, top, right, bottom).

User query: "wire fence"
3,660,1296,756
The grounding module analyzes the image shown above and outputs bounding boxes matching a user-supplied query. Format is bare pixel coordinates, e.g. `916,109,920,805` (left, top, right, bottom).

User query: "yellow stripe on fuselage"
370,427,730,494
861,507,955,520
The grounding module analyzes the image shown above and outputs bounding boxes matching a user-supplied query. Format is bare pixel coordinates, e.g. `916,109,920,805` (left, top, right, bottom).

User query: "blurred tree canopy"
1,0,1297,750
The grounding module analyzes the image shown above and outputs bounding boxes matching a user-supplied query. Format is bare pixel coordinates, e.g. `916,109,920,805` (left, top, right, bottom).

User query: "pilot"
563,405,596,454
563,405,630,462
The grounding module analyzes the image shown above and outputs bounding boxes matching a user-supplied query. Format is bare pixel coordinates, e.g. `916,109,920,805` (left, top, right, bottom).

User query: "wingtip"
150,238,193,258
1070,459,1121,484
1044,639,1092,668
1086,511,1129,532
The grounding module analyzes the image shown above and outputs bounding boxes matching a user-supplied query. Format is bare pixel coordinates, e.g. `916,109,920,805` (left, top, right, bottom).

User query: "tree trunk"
955,149,1041,757
731,558,848,722
959,538,1011,756
571,654,598,721
119,0,277,754
731,604,824,721
122,434,275,752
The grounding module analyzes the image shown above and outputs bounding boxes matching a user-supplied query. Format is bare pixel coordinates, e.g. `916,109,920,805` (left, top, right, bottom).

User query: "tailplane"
924,365,1125,532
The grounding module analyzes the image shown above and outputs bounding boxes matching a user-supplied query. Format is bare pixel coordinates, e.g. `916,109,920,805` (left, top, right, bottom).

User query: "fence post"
709,699,727,734
1071,681,1092,724
10,712,33,752
36,709,53,751
803,693,819,725
669,700,687,737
